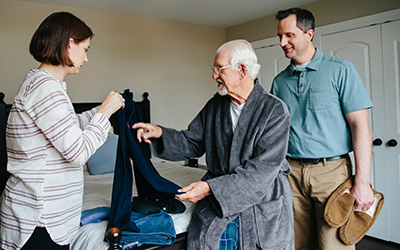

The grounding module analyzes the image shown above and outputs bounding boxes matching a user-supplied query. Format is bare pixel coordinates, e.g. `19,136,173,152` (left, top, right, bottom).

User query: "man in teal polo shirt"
271,8,375,250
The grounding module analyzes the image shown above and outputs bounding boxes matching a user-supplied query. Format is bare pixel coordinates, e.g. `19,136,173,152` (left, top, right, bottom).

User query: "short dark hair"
29,12,94,67
275,8,315,33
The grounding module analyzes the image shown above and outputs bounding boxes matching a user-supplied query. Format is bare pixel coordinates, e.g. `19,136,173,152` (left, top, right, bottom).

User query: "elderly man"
133,40,294,250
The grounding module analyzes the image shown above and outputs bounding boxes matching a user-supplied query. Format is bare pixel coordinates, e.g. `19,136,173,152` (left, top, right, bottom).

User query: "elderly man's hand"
132,122,162,144
175,181,211,203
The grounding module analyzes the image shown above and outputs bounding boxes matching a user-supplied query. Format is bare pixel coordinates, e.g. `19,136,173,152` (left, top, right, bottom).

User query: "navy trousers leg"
106,90,181,235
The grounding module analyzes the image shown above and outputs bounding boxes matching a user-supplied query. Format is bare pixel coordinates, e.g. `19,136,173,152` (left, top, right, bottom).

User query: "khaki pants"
287,156,355,250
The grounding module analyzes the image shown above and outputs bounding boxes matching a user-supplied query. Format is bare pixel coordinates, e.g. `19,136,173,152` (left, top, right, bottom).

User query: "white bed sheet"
70,159,206,250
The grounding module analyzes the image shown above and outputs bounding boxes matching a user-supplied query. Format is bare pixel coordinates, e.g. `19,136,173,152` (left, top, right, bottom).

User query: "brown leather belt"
287,154,348,165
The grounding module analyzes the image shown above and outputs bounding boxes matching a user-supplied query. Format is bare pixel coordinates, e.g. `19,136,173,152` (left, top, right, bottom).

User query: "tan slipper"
324,177,355,228
339,189,384,245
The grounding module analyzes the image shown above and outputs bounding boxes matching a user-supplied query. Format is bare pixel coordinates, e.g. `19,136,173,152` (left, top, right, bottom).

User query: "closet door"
320,24,400,243
381,20,400,243
254,45,289,92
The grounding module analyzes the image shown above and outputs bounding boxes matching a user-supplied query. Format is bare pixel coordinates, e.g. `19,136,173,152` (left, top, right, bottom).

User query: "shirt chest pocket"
308,87,333,111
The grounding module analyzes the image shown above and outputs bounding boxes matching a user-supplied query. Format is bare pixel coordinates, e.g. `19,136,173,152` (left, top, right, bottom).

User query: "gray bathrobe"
151,80,294,249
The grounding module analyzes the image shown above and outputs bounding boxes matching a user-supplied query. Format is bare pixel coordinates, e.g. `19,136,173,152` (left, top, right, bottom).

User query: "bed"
73,159,205,250
0,92,205,250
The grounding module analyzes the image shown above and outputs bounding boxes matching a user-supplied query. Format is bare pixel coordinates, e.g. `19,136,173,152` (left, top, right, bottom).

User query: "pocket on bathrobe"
188,197,232,248
254,195,294,248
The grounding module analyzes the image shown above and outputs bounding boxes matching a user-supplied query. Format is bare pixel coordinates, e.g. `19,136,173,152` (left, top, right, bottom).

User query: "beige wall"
0,0,225,129
226,0,400,42
3,0,399,129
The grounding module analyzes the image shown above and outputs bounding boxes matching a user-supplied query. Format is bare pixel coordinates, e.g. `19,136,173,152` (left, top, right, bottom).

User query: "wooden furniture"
0,92,10,195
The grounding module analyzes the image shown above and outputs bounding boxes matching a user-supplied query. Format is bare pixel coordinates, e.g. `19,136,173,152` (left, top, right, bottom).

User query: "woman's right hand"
97,91,125,119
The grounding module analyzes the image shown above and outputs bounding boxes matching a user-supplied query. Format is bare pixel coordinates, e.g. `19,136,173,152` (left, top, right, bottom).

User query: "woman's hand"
97,91,125,119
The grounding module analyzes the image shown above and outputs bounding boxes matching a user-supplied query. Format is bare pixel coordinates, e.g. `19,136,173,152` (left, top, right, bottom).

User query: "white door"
381,20,400,243
320,23,400,243
254,45,289,92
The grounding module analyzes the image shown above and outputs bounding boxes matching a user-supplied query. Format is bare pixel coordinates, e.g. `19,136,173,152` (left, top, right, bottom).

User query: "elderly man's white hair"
216,39,261,80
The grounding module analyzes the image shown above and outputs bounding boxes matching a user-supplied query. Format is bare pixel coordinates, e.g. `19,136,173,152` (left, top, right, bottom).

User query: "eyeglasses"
211,65,232,74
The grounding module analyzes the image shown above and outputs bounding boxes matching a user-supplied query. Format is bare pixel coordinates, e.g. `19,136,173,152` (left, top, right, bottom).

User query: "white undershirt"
294,61,311,71
230,100,245,132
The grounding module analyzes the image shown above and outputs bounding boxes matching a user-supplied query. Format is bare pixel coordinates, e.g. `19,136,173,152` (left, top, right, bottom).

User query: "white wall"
0,0,225,129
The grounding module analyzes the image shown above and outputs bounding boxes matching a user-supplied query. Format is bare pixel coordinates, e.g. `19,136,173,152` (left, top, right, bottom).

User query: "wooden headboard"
1,92,150,121
0,92,8,194
72,92,150,123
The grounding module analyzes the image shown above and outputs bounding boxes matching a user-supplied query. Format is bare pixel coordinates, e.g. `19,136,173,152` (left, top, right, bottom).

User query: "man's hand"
351,181,375,211
345,109,374,211
132,122,162,144
175,181,211,203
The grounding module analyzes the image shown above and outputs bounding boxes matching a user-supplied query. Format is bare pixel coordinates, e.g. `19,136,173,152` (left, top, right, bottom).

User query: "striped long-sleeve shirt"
0,69,111,250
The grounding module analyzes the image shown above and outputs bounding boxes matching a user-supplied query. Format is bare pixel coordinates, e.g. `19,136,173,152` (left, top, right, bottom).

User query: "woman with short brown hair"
0,12,124,250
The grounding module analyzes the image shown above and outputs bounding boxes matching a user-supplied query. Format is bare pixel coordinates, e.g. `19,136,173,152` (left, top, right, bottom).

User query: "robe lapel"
230,81,263,171
218,96,233,174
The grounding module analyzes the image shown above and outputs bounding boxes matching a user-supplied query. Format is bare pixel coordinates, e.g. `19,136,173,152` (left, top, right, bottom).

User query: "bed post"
107,227,122,250
141,92,150,123
0,92,10,195
140,92,151,158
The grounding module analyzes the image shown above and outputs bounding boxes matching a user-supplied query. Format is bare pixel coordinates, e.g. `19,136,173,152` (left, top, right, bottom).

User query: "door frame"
313,8,400,48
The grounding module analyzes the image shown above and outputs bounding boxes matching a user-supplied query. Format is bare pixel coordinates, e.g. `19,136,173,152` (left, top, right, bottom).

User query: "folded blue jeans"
120,211,176,249
81,207,176,248
81,206,111,226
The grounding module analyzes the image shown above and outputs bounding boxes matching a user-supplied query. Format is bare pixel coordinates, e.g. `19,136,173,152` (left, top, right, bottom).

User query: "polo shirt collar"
288,48,323,76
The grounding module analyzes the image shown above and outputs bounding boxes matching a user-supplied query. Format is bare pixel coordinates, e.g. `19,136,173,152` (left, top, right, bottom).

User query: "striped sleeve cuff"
91,112,111,133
